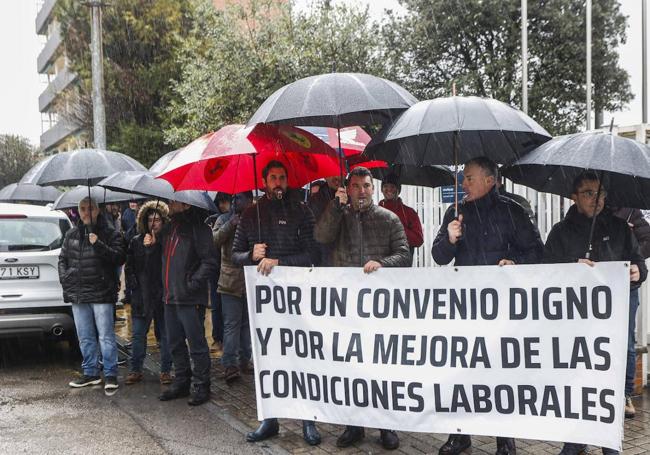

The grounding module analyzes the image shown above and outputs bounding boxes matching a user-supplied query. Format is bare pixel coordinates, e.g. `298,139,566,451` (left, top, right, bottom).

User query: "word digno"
255,285,613,321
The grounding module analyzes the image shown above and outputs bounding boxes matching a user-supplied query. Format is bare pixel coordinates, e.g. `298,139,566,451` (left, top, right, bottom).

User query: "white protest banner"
245,262,630,450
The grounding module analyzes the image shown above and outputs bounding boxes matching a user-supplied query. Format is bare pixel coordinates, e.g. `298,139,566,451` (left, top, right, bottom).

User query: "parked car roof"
0,202,68,219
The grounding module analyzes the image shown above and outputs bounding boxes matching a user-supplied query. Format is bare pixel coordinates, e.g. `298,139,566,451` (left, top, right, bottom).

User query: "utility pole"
586,0,592,130
521,0,528,114
641,0,648,123
84,1,107,150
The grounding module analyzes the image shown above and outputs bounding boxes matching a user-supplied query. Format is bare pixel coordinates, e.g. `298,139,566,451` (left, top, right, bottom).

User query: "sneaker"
240,360,255,375
104,376,119,396
125,372,143,385
159,372,173,385
625,395,636,418
69,375,102,388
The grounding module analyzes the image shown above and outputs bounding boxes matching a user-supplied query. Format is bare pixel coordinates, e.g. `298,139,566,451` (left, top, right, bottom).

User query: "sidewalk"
115,307,650,455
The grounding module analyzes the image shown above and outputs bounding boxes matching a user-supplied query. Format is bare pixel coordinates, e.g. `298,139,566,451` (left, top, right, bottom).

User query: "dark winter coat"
126,235,163,317
314,200,411,268
379,198,424,248
213,211,244,297
612,207,650,259
543,205,648,288
160,209,219,306
58,214,126,304
232,196,319,267
431,187,544,266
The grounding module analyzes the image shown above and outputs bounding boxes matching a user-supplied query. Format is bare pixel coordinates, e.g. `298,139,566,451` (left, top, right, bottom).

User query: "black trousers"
164,305,211,387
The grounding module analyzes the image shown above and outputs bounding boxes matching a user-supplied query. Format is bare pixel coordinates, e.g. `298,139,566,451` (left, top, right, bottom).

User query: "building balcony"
35,0,57,35
38,67,77,113
37,24,62,74
40,119,82,153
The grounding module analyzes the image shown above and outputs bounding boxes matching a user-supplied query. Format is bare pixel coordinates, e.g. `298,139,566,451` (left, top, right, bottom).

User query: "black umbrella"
98,171,218,212
248,72,417,190
502,131,650,208
365,96,552,213
53,186,141,210
247,72,417,128
371,165,455,189
502,131,650,258
20,148,146,187
0,183,62,204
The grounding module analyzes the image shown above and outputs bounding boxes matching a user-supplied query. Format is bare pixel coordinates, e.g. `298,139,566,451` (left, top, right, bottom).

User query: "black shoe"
380,429,400,450
188,384,210,406
246,419,279,442
439,434,471,455
495,437,516,455
302,420,321,446
158,383,190,401
104,376,119,396
69,375,102,388
336,426,364,448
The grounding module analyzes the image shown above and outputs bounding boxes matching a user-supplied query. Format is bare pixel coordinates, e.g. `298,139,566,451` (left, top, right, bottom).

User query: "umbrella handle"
585,170,605,259
252,153,261,243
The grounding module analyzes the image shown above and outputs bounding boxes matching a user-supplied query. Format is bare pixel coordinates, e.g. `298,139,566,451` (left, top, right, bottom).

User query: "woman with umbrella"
124,200,173,386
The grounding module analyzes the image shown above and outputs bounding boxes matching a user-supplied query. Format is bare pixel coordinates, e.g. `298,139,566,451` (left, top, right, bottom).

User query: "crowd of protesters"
57,157,650,455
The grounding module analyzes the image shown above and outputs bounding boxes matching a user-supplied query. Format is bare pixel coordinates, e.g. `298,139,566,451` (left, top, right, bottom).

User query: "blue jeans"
72,303,118,377
130,309,172,374
221,293,252,368
626,288,640,397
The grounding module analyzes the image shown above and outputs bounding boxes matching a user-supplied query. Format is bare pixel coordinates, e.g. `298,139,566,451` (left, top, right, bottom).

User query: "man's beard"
268,187,284,200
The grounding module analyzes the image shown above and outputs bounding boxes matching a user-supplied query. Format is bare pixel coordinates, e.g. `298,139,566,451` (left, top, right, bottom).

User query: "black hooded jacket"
543,205,648,288
159,208,218,306
58,213,126,304
431,187,544,266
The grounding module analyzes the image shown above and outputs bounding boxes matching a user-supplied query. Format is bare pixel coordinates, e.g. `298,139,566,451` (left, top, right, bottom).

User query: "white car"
0,203,75,341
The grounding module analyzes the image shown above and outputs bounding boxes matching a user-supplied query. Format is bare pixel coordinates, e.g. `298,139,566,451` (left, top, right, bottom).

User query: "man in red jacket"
378,174,423,260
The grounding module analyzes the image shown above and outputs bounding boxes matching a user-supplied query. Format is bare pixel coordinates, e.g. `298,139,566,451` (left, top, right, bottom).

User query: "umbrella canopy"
98,171,217,211
20,148,146,186
0,183,62,204
501,131,650,209
53,185,141,210
298,126,371,156
149,149,180,173
371,165,455,189
365,96,552,166
156,123,341,193
247,73,417,128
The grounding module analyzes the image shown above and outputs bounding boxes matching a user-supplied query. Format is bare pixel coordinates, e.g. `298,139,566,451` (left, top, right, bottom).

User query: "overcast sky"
0,0,644,148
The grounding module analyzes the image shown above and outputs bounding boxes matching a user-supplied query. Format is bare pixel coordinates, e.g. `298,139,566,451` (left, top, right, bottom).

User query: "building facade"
36,0,89,155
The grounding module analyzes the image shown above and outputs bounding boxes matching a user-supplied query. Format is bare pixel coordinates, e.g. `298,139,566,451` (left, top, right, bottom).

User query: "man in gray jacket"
314,166,410,450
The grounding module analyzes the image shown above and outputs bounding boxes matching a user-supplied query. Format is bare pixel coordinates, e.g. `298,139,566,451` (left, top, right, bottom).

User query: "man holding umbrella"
431,156,544,455
232,160,322,446
543,172,647,455
314,166,411,450
59,197,126,395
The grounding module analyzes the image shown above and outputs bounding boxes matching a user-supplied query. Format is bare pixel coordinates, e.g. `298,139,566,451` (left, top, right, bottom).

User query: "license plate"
0,265,40,280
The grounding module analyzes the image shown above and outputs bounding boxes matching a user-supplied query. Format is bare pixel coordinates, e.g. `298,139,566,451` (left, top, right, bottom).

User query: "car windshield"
0,217,69,252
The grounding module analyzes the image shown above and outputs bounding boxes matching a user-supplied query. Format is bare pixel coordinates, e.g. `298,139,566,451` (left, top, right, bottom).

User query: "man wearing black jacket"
232,160,322,446
59,197,126,395
431,157,543,455
544,173,647,455
155,201,218,406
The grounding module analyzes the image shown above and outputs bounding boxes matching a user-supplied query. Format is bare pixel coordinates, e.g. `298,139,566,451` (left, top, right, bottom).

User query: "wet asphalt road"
0,337,270,455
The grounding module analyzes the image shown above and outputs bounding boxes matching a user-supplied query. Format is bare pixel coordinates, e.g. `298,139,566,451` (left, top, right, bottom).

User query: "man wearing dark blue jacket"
431,156,544,455
232,160,322,447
